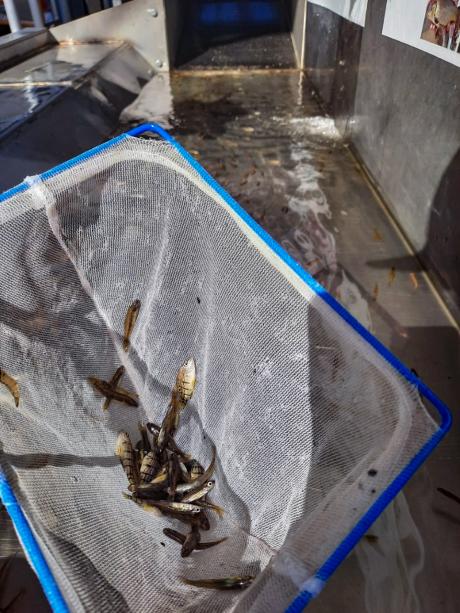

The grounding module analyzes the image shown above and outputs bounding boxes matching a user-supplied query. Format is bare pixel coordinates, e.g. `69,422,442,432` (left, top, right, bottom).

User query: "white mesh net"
0,136,438,612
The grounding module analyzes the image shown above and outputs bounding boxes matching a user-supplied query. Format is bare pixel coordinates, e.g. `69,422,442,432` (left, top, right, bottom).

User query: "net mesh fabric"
0,137,438,612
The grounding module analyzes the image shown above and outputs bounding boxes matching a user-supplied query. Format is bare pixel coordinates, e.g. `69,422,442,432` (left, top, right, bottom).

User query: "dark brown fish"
139,451,159,484
123,299,141,351
163,528,227,551
181,576,254,590
115,432,139,489
102,366,125,411
196,511,210,531
181,524,201,558
168,453,181,500
88,377,139,407
0,369,19,407
176,446,216,494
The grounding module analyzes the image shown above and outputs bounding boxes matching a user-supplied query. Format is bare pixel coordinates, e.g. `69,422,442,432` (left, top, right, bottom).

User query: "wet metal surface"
0,42,152,191
0,42,123,140
0,42,122,83
122,69,459,612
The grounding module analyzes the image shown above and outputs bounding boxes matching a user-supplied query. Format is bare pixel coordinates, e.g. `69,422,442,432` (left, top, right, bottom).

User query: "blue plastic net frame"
0,123,452,613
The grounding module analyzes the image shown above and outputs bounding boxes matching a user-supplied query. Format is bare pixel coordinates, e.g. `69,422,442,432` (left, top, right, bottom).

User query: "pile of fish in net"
89,300,255,592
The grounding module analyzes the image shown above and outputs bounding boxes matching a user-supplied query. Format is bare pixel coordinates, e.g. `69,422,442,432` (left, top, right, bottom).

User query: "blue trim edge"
0,123,452,613
0,473,68,613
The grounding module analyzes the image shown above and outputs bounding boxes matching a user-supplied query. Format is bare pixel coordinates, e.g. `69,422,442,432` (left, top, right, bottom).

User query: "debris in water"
364,534,379,543
388,267,396,286
437,487,460,506
410,273,419,289
373,228,383,242
372,283,379,301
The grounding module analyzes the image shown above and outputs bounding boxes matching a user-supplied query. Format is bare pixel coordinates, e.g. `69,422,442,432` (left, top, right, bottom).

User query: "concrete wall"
305,0,460,318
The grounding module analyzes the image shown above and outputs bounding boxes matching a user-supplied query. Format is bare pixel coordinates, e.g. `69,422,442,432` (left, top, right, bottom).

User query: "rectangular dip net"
0,126,450,613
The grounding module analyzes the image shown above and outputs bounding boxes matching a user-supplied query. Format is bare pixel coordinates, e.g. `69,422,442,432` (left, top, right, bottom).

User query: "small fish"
102,366,125,411
196,511,210,531
88,377,139,407
157,405,178,451
115,432,139,489
176,446,216,494
135,468,168,497
181,524,201,558
176,358,197,402
182,480,215,503
372,283,379,302
163,528,226,552
138,422,151,453
178,460,191,483
372,228,383,242
148,500,201,515
147,423,191,460
123,299,141,351
122,492,162,515
181,576,254,590
0,369,19,407
388,267,396,286
195,499,225,519
139,451,159,484
168,453,181,500
187,459,204,481
151,465,168,484
437,487,460,506
135,444,146,468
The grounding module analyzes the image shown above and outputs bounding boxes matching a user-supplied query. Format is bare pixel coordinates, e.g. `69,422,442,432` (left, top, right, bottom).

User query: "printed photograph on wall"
383,0,460,68
420,0,460,53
